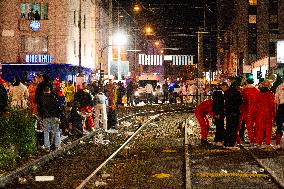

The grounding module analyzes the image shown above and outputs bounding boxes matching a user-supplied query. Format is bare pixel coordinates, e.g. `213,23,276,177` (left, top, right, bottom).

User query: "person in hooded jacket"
222,80,243,148
255,80,276,147
38,86,62,151
212,84,225,146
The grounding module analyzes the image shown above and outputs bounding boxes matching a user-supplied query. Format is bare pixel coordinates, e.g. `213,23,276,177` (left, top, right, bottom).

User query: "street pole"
78,0,82,72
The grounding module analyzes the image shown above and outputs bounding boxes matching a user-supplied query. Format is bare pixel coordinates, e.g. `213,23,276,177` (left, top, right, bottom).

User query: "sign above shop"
30,21,40,31
26,54,53,63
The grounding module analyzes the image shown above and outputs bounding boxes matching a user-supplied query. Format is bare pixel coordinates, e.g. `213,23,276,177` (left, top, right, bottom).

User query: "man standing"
275,78,284,148
222,81,243,148
212,84,225,146
94,91,108,130
38,86,62,152
145,83,154,104
194,98,215,145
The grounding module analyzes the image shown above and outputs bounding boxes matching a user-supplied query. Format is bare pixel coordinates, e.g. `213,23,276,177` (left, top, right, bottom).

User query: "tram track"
3,106,283,189
187,139,284,189
3,105,191,188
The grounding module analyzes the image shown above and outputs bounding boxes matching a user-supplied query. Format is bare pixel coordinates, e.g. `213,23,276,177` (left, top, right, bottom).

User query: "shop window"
249,0,257,5
20,2,48,20
249,15,256,24
20,36,48,53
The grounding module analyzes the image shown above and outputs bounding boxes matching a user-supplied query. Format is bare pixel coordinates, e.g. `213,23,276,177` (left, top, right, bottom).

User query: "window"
249,15,256,23
248,35,257,54
269,42,276,57
248,5,257,15
74,11,76,26
269,23,278,33
84,15,86,28
248,23,257,33
20,2,48,20
270,15,278,23
249,0,257,5
269,0,278,14
20,36,48,53
74,41,76,56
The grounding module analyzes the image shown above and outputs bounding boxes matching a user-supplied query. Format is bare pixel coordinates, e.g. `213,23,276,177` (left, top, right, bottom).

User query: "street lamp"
99,31,127,85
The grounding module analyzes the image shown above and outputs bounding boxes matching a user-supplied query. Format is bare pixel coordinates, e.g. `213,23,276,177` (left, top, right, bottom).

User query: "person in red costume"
239,79,259,144
255,80,276,147
194,99,215,145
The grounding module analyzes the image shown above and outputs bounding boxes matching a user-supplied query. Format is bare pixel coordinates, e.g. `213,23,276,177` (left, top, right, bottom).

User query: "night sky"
113,0,218,69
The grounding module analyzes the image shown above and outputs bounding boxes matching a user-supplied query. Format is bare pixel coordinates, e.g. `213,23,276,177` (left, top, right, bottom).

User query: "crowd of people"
194,76,284,149
0,74,123,152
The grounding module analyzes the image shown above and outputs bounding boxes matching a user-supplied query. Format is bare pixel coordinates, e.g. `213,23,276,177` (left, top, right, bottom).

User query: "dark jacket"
212,89,224,116
38,93,62,118
224,87,243,114
74,90,93,107
0,84,8,111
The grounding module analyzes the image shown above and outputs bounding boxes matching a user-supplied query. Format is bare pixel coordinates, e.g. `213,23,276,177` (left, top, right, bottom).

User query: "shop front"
1,63,92,83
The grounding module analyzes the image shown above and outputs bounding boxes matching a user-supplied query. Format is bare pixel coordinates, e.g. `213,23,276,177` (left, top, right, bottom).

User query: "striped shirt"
275,83,284,105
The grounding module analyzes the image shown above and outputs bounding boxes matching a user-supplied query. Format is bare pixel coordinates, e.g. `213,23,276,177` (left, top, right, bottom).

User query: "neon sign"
26,54,53,63
30,21,40,31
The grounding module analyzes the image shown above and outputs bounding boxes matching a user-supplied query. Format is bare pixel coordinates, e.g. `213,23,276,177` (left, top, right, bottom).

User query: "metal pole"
78,0,82,71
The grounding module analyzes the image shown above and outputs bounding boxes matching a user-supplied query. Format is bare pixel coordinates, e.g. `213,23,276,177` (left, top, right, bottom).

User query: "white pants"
94,104,107,130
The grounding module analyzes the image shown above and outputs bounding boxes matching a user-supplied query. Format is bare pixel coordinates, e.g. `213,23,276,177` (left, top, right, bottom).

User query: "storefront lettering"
26,54,53,63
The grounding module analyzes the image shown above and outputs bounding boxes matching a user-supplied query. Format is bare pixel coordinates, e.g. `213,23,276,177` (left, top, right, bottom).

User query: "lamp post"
113,31,127,81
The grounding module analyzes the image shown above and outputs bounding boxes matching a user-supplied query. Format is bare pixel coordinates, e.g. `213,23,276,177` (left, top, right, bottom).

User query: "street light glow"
113,31,127,46
145,26,153,35
133,4,141,13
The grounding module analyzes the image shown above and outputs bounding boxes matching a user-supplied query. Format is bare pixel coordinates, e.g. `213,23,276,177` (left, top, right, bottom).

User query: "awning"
1,63,92,82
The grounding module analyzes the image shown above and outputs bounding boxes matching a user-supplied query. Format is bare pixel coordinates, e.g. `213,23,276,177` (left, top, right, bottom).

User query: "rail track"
2,105,191,188
2,104,284,189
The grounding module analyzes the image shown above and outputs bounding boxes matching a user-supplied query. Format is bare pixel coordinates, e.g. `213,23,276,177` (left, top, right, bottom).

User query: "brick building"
217,0,284,81
0,0,110,82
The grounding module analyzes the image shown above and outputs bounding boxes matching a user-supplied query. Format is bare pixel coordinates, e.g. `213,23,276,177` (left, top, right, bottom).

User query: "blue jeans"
43,117,61,149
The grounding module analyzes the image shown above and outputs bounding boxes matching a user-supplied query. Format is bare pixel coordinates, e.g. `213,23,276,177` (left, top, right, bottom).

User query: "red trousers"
195,112,210,140
79,106,94,129
255,118,273,145
245,113,257,143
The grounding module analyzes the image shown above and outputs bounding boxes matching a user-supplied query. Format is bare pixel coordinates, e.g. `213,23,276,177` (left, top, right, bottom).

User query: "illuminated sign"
277,40,284,63
26,54,53,63
139,54,194,65
30,21,40,31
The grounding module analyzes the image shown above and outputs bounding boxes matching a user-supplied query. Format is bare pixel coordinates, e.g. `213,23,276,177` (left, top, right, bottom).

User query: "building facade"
0,0,110,82
217,0,284,81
